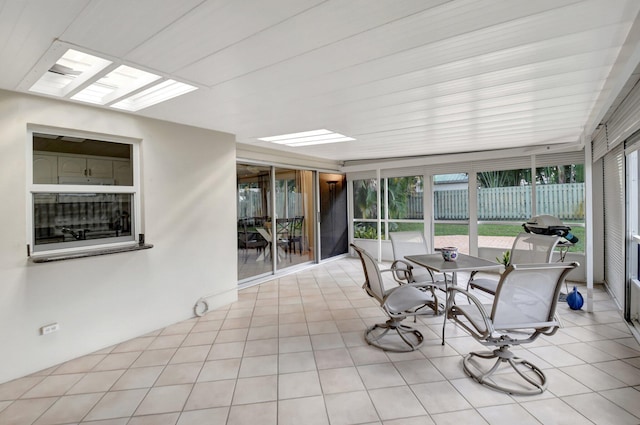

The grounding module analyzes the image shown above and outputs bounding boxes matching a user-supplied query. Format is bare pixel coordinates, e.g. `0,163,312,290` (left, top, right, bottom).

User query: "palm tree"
386,177,409,219
353,179,377,219
477,169,531,188
536,164,584,184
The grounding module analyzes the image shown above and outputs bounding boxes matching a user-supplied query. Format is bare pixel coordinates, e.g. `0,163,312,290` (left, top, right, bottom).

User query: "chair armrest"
465,270,479,289
391,259,414,269
378,266,408,286
469,270,479,279
446,286,494,338
391,259,441,284
389,259,416,284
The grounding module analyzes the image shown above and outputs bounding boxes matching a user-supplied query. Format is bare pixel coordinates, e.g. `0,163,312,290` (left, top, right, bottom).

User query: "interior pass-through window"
29,130,138,254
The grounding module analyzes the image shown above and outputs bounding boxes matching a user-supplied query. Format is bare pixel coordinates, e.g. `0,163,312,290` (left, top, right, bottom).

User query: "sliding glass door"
275,168,315,269
237,164,273,281
237,163,316,282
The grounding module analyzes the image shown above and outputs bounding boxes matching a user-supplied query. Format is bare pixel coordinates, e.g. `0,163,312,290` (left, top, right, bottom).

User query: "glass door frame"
318,172,349,261
273,166,316,271
626,149,639,321
237,160,326,286
236,162,274,282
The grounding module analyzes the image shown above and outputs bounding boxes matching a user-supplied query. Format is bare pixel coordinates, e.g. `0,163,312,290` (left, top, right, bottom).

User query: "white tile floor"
1,257,639,425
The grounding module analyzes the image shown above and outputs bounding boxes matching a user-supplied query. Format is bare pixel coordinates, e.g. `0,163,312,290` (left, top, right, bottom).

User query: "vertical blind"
603,144,626,306
592,78,640,161
591,77,640,314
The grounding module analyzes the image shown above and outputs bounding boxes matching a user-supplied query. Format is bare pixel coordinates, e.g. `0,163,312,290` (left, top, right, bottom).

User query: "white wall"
0,90,238,384
236,142,342,174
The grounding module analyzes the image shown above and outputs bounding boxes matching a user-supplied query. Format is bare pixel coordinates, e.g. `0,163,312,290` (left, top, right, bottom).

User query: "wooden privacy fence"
431,183,584,221
241,184,585,222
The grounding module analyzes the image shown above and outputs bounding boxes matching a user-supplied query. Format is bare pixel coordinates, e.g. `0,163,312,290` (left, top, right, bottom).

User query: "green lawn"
435,223,585,252
356,221,585,252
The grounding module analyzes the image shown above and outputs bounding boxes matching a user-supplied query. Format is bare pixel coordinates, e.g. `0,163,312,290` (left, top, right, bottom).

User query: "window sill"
30,243,153,263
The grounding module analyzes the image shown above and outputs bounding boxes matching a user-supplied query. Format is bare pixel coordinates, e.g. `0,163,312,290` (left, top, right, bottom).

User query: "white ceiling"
2,0,640,162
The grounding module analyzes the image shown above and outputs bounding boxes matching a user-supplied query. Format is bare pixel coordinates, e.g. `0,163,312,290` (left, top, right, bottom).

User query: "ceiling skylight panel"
286,136,356,146
70,83,114,104
29,49,112,97
259,129,332,142
25,46,197,111
110,80,197,111
30,72,75,97
258,130,355,146
71,65,161,105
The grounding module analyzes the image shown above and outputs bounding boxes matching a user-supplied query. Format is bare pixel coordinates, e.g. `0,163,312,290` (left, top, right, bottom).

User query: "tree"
478,164,585,188
353,179,377,219
386,176,423,219
477,169,531,188
536,164,584,184
386,177,409,219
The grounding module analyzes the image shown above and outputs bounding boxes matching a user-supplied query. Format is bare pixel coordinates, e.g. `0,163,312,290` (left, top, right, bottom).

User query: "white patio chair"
389,231,448,314
351,243,440,352
468,232,560,295
390,231,448,280
447,261,578,395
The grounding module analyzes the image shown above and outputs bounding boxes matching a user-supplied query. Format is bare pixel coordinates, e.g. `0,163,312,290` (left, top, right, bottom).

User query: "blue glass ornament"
566,286,584,310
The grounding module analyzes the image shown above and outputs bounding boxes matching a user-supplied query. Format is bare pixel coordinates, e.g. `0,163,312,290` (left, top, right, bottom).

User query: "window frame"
352,175,425,240
433,172,470,254
26,125,141,257
534,162,586,253
352,177,379,240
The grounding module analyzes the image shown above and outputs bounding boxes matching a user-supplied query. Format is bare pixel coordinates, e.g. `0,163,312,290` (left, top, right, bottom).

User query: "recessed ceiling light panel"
29,49,112,97
259,129,355,147
110,79,197,111
71,65,161,105
26,47,197,111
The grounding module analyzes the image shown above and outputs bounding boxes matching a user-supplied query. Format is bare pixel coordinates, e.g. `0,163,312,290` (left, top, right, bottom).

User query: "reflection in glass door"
237,164,316,282
237,164,272,281
275,168,315,269
319,173,348,260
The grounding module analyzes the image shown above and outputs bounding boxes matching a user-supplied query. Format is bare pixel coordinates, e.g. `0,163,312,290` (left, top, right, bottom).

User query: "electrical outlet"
40,323,59,335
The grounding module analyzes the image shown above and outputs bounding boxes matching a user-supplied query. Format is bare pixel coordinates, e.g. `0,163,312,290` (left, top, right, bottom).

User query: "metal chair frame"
389,231,448,314
448,262,578,395
351,243,439,352
468,232,561,295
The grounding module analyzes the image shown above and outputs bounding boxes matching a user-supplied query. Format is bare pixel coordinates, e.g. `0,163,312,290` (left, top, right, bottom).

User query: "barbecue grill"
523,215,579,244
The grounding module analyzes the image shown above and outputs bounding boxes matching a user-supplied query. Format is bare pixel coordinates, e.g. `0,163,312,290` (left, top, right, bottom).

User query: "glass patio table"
405,253,502,345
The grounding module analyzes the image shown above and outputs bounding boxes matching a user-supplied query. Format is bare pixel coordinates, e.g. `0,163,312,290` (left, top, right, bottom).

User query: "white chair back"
351,244,386,302
510,232,560,264
491,263,574,328
390,231,432,258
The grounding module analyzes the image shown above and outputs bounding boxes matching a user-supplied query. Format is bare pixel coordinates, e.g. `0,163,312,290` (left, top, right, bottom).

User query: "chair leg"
462,346,547,395
364,319,424,352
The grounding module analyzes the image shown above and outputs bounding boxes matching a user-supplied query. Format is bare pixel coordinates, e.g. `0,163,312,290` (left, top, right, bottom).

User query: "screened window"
353,178,378,239
384,175,423,236
385,176,423,219
475,168,532,251
434,173,469,253
535,163,585,252
477,168,532,222
352,176,424,240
